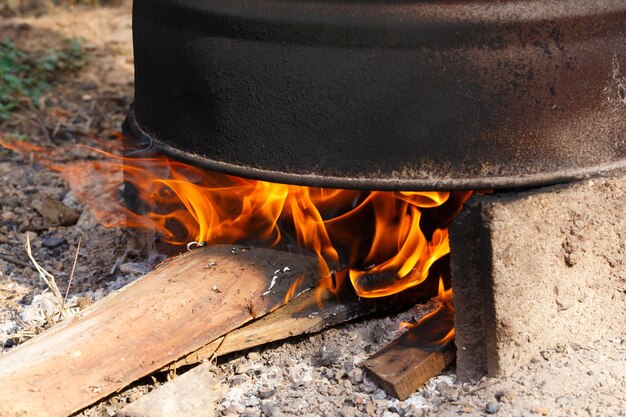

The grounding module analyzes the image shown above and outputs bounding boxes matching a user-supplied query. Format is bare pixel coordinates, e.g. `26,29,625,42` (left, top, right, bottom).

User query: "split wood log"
163,278,425,371
118,362,227,417
0,245,320,417
123,278,424,416
362,298,456,400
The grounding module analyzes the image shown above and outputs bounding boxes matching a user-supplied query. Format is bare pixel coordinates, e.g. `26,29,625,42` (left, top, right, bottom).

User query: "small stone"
230,375,246,386
486,401,501,414
327,385,342,396
494,390,511,402
388,403,401,413
221,405,238,415
42,236,67,249
260,404,277,417
334,368,346,381
258,386,275,399
314,346,341,366
247,351,260,361
32,195,80,226
359,382,376,394
340,405,356,417
372,389,387,400
364,403,377,415
234,362,250,374
403,404,426,417
555,396,570,408
347,368,364,384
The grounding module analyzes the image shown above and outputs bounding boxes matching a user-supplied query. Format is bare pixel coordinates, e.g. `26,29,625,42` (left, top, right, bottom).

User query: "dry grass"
0,235,82,347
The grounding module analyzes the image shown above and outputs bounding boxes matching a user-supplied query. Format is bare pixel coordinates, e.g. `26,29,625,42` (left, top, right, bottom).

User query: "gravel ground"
1,2,625,417
205,313,625,417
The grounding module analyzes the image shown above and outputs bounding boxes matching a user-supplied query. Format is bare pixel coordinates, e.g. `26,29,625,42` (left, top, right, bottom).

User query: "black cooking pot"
128,0,626,190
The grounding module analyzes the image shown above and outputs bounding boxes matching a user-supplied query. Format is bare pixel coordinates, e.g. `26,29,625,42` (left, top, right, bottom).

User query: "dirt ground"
0,2,624,417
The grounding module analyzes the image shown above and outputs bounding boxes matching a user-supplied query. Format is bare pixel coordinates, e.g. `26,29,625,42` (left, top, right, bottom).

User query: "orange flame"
1,135,472,299
400,276,455,347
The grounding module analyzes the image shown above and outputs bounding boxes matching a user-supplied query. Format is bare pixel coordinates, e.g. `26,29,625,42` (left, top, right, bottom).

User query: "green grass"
0,37,87,120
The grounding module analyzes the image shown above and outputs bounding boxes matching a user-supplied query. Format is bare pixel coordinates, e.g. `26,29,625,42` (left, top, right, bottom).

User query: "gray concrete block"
450,174,626,380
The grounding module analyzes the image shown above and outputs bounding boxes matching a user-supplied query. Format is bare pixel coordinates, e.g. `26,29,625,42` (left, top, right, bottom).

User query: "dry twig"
64,235,82,303
0,253,31,269
24,234,71,321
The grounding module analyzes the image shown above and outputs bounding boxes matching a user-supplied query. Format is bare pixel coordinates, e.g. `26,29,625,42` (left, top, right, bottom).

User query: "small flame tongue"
0,136,472,299
401,277,455,347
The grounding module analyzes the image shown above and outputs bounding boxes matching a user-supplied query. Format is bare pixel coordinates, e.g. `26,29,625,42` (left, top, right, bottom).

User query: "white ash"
208,303,626,417
213,303,444,417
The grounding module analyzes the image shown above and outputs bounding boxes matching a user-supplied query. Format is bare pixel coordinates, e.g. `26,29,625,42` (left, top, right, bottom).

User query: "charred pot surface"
130,0,626,191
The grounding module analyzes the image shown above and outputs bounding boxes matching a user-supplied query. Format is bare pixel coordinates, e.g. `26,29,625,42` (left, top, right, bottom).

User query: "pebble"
387,403,401,413
258,386,275,399
404,404,426,417
340,405,357,417
234,362,250,375
372,389,387,400
364,403,377,415
555,396,570,408
495,390,511,402
42,236,67,249
221,405,238,415
486,401,501,414
260,404,277,417
334,368,346,381
230,375,246,386
347,368,364,384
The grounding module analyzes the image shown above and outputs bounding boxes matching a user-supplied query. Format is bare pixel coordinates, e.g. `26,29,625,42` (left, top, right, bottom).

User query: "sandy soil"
0,3,624,417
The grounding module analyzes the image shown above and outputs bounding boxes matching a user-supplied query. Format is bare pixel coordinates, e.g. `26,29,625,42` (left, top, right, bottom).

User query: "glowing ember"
0,136,472,300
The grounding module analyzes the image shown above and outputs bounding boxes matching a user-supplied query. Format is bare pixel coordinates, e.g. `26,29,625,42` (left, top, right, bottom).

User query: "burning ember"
0,136,472,301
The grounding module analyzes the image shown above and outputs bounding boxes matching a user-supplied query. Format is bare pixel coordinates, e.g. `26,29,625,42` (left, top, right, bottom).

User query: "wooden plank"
163,282,423,370
362,300,456,400
118,362,227,417
363,336,455,400
124,281,424,416
0,245,320,417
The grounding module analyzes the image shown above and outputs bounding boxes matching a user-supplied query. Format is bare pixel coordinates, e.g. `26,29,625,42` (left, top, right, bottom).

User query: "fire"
0,135,472,300
401,277,455,346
